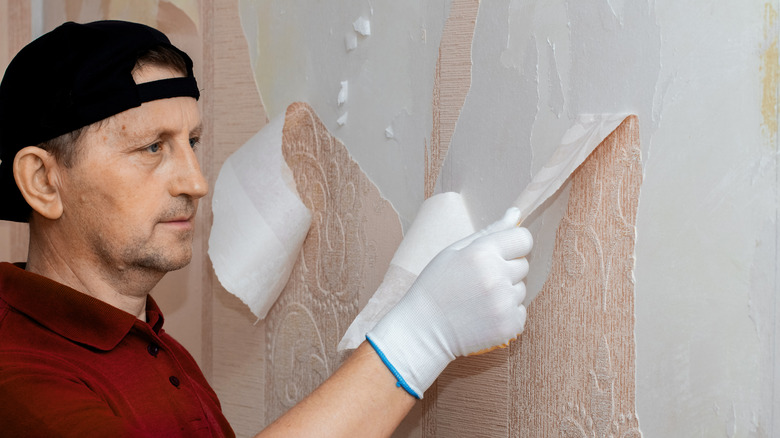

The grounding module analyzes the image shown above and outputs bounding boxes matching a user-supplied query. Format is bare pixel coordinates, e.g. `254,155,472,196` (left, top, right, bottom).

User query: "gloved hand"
366,207,533,399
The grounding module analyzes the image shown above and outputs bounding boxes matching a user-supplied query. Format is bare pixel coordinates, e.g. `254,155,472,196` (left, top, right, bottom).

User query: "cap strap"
136,76,200,103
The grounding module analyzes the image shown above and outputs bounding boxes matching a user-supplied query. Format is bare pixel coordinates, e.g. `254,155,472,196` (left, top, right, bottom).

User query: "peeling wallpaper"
426,117,644,437
511,116,643,437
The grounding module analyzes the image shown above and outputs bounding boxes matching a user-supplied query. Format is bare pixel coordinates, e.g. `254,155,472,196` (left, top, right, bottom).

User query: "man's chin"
160,257,192,272
134,249,193,273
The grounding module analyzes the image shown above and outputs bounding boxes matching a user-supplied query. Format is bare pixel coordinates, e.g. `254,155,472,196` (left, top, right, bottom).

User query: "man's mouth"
159,213,195,229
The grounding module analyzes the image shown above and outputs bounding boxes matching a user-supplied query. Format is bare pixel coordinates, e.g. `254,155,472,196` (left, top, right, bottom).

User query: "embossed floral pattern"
264,103,402,423
511,116,643,437
424,116,644,437
560,337,642,438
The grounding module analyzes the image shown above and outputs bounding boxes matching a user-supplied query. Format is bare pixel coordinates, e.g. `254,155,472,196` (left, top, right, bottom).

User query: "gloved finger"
483,207,522,234
449,231,484,251
512,280,527,305
505,257,530,285
449,208,522,250
502,302,527,337
481,226,533,260
517,304,527,330
468,304,527,357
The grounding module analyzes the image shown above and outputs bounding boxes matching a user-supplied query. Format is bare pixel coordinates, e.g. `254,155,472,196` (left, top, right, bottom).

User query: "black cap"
0,20,200,223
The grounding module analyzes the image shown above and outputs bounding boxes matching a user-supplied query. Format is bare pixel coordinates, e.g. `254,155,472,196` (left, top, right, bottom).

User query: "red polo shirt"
0,262,235,437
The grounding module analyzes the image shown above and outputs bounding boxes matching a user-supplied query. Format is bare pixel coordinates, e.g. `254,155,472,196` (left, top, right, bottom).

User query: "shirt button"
169,376,180,388
147,343,160,357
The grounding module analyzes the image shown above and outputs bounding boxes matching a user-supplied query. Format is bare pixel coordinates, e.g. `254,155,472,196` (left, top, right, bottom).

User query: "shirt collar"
0,262,165,350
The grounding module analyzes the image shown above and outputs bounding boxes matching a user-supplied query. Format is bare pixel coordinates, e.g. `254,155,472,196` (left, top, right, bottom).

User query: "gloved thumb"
449,207,522,251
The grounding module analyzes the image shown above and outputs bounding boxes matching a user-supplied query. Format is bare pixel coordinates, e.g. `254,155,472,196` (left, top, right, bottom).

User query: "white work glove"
366,207,533,399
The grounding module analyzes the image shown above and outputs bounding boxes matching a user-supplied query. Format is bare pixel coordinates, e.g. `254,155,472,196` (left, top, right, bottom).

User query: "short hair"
38,45,190,167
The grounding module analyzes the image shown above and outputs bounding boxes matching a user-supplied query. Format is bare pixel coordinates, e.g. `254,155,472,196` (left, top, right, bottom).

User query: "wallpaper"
264,102,403,424
424,117,643,437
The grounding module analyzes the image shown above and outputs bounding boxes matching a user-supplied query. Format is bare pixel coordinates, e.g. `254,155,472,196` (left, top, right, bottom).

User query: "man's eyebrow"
118,121,204,146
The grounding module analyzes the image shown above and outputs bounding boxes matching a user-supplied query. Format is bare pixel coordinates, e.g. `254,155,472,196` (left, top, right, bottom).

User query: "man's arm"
257,341,415,438
256,207,533,437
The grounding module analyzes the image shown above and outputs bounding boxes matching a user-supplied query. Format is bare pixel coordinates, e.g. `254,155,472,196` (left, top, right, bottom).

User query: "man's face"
56,65,208,274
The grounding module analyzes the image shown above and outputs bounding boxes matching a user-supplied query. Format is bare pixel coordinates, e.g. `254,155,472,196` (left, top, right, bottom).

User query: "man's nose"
170,140,209,199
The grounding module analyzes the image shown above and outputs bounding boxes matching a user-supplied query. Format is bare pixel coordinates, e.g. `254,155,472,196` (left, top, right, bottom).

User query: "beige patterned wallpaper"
265,102,403,424
424,117,643,437
425,0,479,199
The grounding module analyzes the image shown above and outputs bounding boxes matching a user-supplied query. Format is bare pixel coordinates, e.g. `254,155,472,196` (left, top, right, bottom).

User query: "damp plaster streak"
239,0,779,435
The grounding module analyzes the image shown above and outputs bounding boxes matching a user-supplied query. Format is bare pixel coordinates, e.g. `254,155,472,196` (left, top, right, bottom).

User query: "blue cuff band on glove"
365,335,421,399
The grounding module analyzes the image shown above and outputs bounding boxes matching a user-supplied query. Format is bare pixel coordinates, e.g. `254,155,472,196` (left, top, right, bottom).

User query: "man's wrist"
365,335,421,399
365,287,454,399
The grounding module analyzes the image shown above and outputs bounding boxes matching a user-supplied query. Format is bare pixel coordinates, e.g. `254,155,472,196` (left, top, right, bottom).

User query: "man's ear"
13,146,64,220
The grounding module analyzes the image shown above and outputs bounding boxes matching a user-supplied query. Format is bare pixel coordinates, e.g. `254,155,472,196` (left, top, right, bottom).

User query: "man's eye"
146,143,162,153
189,137,200,149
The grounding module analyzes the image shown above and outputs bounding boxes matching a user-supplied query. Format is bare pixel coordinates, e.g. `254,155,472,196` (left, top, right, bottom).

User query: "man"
0,21,532,437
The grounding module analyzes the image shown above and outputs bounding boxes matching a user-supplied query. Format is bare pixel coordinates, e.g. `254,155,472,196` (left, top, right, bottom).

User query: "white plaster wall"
241,0,778,435
239,0,452,228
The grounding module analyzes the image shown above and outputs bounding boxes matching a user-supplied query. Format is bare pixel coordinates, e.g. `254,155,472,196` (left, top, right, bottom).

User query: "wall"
1,0,777,436
238,0,779,436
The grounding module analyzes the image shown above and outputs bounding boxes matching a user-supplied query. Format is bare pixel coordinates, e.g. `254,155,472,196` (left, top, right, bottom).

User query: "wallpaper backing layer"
424,116,643,437
264,102,403,424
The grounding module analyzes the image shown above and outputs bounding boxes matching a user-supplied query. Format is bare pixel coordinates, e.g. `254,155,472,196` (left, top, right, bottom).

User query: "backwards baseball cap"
0,20,200,222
